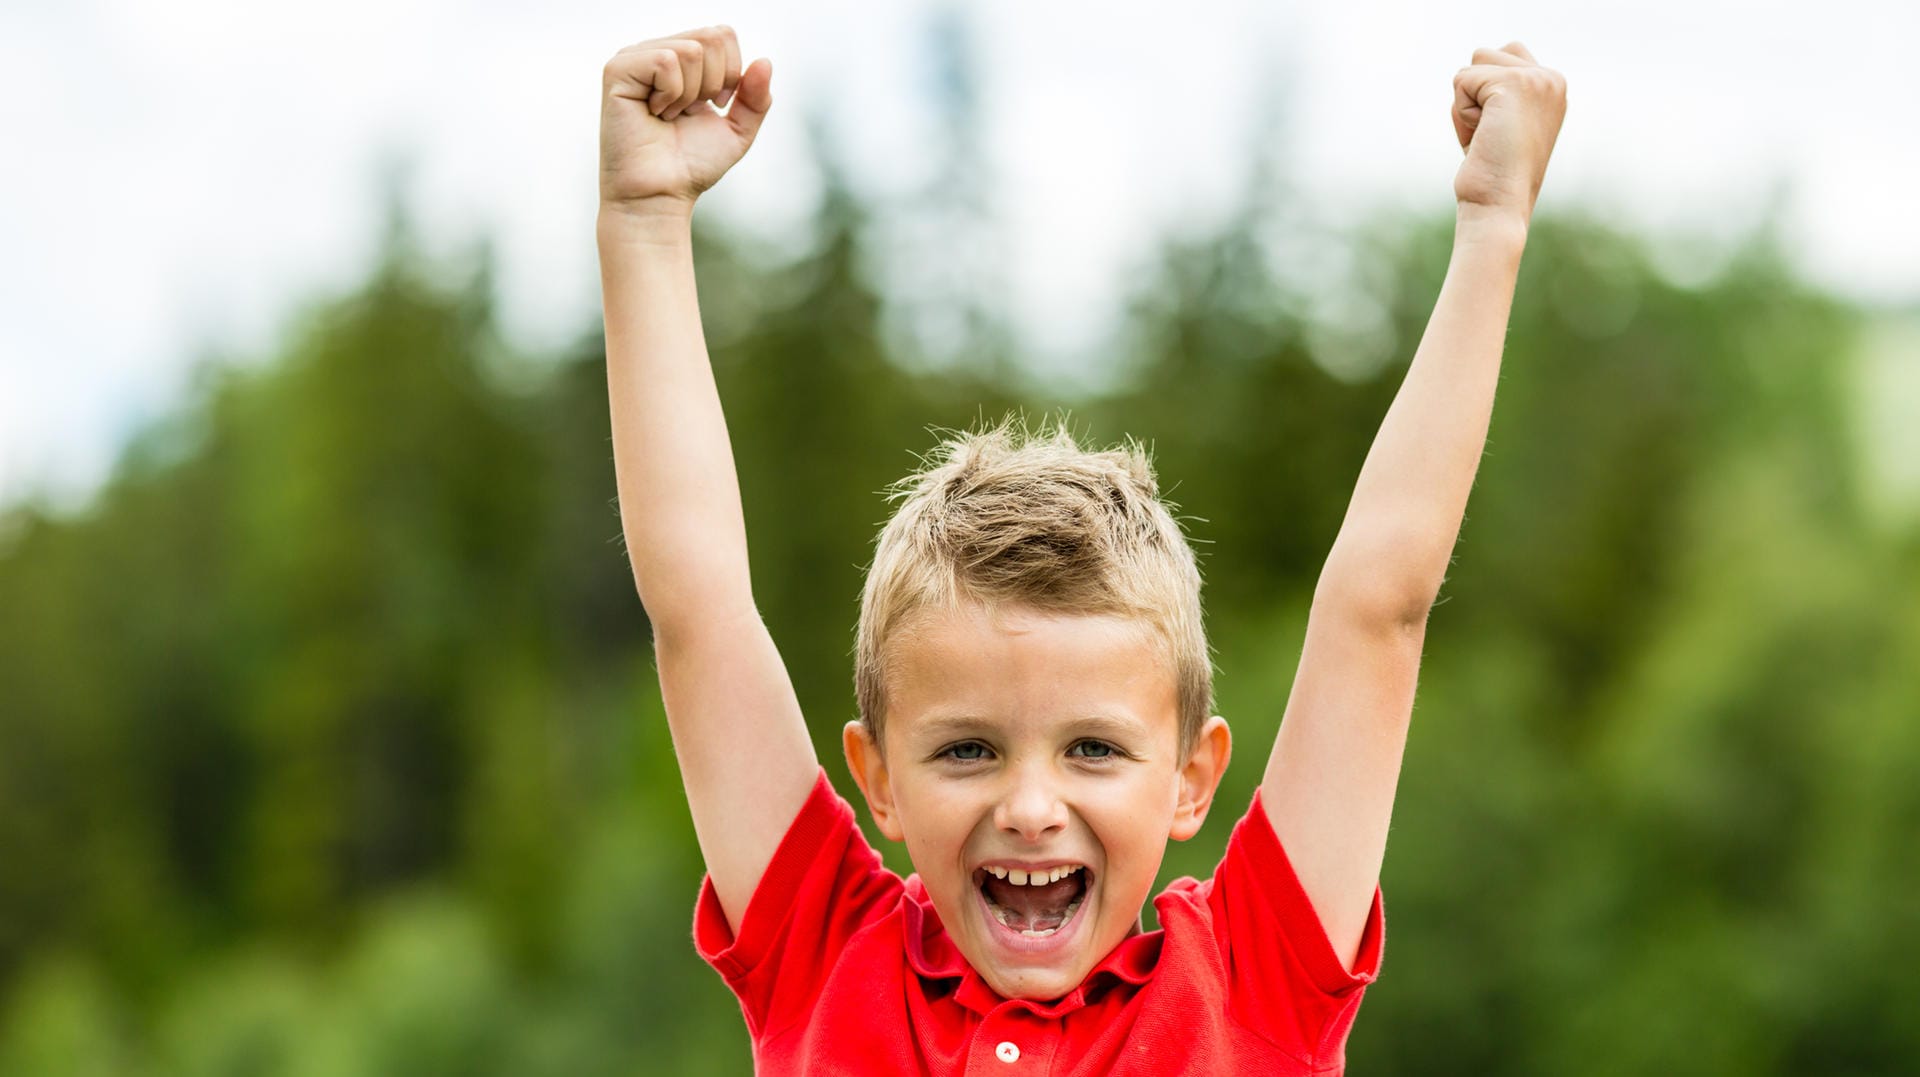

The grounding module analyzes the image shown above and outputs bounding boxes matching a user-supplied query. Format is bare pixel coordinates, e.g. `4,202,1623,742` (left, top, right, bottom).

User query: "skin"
844,602,1231,1001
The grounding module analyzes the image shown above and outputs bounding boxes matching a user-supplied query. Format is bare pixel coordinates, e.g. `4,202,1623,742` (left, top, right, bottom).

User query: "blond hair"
855,418,1212,754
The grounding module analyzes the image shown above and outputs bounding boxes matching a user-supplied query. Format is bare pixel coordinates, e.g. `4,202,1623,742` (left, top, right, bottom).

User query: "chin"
983,964,1084,1002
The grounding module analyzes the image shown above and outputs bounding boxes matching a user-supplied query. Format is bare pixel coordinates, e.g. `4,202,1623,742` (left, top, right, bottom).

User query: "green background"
4,86,1918,1077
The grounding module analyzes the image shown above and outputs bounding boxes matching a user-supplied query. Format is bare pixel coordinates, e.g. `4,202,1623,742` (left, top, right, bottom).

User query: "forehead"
885,602,1179,740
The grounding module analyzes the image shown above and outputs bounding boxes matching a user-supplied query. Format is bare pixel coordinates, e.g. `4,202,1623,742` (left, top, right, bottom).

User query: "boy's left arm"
1262,43,1567,971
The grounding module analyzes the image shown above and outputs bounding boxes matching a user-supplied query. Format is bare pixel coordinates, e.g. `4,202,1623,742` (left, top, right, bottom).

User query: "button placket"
973,1003,1060,1073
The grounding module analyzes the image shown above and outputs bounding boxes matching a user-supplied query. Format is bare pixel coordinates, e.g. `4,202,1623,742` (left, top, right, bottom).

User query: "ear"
842,720,906,842
1169,715,1232,841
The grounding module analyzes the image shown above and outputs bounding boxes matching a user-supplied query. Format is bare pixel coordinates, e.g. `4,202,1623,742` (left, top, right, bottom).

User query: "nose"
993,762,1069,842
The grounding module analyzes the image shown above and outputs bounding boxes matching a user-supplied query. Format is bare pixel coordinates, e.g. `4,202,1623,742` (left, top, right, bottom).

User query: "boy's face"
845,601,1230,1002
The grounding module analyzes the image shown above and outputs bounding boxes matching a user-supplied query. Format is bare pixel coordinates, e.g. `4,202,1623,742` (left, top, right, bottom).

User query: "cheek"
898,783,982,864
899,776,976,823
1087,773,1180,871
1089,766,1179,822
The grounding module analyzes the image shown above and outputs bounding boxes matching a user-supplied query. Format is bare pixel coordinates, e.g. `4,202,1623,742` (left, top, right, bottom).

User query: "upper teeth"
985,865,1082,886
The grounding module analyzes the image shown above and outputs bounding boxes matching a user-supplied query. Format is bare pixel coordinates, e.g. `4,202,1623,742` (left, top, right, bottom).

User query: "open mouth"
974,863,1093,940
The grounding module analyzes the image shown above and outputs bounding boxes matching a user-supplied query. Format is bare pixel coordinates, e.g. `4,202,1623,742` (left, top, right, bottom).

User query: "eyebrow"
913,714,995,739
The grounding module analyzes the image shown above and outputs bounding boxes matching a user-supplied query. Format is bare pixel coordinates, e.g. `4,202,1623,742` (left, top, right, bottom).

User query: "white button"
995,1041,1020,1063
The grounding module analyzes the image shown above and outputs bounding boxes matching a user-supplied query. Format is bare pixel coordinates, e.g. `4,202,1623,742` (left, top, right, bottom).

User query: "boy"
597,25,1565,1074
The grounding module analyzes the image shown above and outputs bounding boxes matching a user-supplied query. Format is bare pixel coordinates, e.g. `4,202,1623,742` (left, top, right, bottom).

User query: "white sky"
3,0,1916,510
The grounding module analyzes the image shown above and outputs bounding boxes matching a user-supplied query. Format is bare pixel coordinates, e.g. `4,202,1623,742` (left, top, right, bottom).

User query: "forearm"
599,205,754,628
1318,208,1529,620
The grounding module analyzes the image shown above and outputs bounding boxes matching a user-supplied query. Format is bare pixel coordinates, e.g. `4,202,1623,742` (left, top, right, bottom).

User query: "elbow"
626,528,757,634
632,563,758,642
1314,548,1442,632
1313,581,1436,635
642,592,765,651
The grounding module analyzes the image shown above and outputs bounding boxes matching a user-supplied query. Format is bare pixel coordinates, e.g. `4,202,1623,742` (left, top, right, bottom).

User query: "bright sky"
3,0,1916,510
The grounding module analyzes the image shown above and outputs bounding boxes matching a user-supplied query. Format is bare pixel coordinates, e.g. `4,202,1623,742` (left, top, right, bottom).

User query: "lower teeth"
992,899,1082,938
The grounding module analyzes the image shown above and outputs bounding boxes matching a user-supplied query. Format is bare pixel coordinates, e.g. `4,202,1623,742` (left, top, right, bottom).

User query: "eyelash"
935,740,1122,763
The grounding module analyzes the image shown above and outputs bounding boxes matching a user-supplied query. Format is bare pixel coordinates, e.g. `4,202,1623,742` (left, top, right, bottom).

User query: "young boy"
597,26,1565,1074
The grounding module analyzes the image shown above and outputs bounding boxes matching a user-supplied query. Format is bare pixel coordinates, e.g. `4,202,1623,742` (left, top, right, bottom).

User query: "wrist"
1454,202,1530,243
599,199,697,249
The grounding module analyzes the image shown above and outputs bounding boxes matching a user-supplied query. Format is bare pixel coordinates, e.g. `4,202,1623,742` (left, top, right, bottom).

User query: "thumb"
727,57,774,143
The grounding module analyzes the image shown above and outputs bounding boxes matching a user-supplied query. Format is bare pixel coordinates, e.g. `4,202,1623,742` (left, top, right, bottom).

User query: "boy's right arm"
598,27,817,933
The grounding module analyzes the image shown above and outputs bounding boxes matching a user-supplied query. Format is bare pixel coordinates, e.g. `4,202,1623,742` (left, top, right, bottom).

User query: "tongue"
983,874,1085,932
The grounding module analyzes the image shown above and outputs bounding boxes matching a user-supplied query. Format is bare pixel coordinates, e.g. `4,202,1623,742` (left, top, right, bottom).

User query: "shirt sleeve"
692,768,902,1039
1207,786,1385,1062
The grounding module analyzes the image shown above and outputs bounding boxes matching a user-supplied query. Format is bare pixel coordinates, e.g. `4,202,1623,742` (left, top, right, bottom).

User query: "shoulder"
1154,788,1385,1059
695,769,904,989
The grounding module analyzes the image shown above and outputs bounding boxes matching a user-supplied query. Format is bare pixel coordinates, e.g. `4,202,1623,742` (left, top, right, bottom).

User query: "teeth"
985,897,1086,936
980,865,1083,886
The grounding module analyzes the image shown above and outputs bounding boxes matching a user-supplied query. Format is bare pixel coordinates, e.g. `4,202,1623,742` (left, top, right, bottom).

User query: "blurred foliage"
4,48,1919,1077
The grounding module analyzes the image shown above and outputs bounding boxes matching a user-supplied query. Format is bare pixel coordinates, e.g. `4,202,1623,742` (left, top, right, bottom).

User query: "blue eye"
1068,740,1117,759
941,742,991,762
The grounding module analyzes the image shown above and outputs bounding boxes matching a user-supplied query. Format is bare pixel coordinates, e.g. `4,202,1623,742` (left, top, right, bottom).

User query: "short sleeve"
692,768,903,1038
1208,786,1384,1061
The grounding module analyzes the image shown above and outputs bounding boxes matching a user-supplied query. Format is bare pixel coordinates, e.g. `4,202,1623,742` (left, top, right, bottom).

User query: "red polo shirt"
694,770,1384,1074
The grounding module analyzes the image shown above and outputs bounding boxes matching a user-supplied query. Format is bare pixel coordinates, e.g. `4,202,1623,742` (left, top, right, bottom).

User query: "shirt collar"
900,874,1163,1016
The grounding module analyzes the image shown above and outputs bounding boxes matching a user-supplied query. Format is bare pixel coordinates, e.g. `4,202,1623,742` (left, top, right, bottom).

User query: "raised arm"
599,26,817,932
1261,43,1567,969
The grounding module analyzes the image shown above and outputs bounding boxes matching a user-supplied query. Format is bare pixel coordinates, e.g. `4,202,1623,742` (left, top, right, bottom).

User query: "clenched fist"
1451,43,1567,224
600,26,773,215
